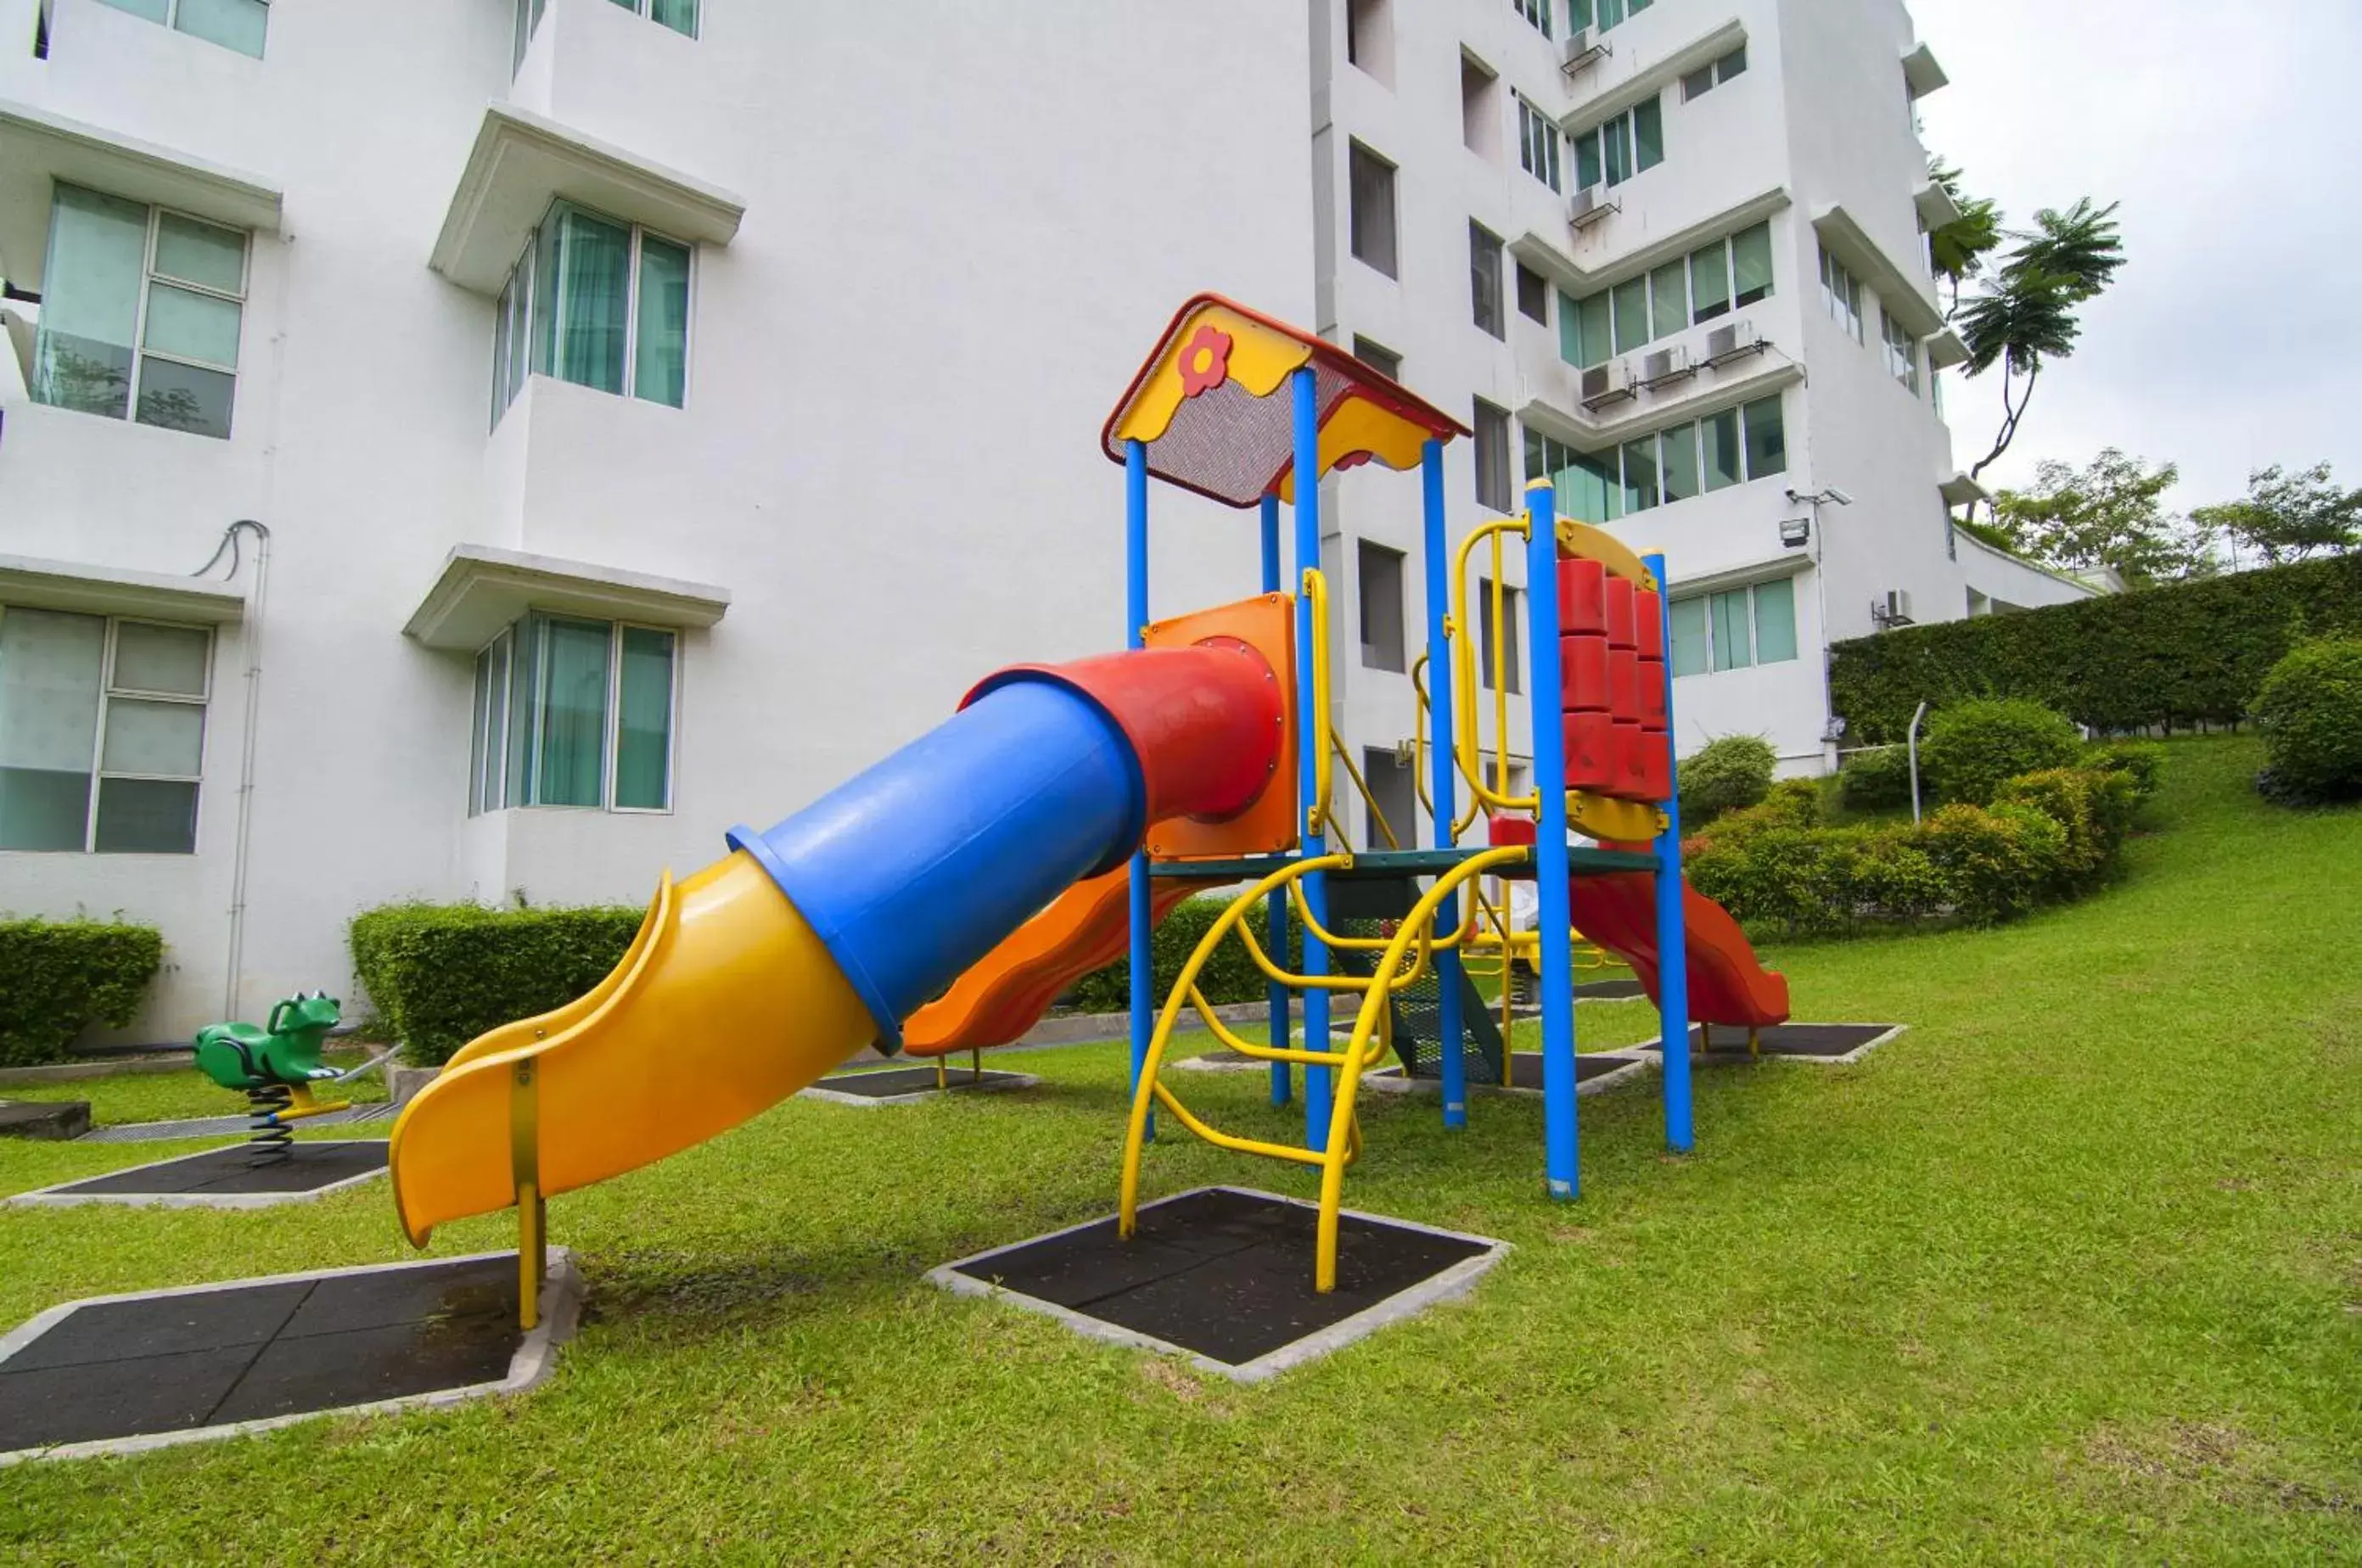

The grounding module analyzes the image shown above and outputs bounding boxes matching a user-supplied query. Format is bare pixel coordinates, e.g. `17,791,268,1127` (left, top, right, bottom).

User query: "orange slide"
1568,862,1790,1029
900,868,1220,1056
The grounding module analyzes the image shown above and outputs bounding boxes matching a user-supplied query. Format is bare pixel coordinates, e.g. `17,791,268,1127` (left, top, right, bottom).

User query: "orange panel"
1141,591,1299,861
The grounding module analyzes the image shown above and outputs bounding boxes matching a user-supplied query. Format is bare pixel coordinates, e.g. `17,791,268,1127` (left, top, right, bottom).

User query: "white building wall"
0,0,1311,1039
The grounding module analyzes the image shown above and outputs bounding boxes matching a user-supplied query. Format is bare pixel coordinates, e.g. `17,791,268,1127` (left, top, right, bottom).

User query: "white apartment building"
1313,0,2098,848
0,0,1313,1038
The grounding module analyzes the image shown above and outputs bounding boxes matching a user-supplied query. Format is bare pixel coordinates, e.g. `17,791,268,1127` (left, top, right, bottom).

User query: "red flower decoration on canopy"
1176,325,1233,398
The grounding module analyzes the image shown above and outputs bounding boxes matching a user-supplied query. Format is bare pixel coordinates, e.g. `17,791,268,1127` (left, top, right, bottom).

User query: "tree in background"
1926,160,2005,317
1984,449,2216,588
1955,199,2129,511
2191,463,2362,568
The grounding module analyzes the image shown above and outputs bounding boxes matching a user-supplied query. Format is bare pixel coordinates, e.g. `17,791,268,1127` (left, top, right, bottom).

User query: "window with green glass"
1649,260,1687,340
1574,94,1662,193
470,615,678,815
1667,579,1799,679
1659,422,1700,503
1620,436,1658,513
93,0,266,58
1703,407,1743,491
493,200,693,425
1743,395,1787,479
599,0,696,39
31,185,247,440
1523,401,1779,522
0,608,210,854
1563,221,1772,367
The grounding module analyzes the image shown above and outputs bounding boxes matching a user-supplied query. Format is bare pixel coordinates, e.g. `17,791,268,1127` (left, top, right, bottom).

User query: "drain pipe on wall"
1907,699,1929,824
191,519,272,1019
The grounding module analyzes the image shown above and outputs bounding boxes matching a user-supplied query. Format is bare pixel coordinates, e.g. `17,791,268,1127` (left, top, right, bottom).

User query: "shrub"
1918,804,2058,925
1992,767,2136,891
2250,637,2362,805
1839,746,1917,813
0,918,164,1067
1828,553,2362,742
1064,895,1299,1015
350,903,643,1065
1679,735,1777,826
1756,777,1823,826
1918,698,2083,806
2087,740,2167,803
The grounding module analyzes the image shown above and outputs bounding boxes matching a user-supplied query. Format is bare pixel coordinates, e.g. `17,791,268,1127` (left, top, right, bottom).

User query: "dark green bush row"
1064,896,1300,1016
0,918,163,1067
1918,698,2085,806
351,903,643,1066
1685,760,2148,938
2253,637,2362,805
1679,735,1777,827
1828,554,2362,742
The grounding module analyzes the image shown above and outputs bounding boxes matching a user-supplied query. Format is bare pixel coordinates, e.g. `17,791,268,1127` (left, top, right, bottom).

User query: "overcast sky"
1910,0,2362,512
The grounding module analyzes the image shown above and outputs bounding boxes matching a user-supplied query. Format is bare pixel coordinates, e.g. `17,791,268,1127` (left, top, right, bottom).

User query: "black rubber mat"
951,1188,1487,1367
811,1066,1027,1098
1675,1023,1898,1060
47,1141,389,1196
1370,1050,1640,1091
0,1257,522,1452
1575,978,1647,1000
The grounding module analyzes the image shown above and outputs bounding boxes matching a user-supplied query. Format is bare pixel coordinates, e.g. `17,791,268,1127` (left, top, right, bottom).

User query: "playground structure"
192,994,359,1164
385,294,1791,1328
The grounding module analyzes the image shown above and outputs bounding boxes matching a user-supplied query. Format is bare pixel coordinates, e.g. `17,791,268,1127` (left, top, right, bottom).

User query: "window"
1881,305,1920,394
1357,541,1407,673
1562,223,1773,370
469,615,676,815
1669,580,1798,677
1512,0,1552,40
1473,400,1512,512
0,608,210,854
1681,44,1748,100
31,186,248,441
1477,581,1523,694
1348,143,1399,279
1520,395,1782,523
1351,335,1402,382
1361,747,1418,851
1572,96,1664,191
1518,95,1562,193
513,0,545,70
1581,0,1656,31
1516,263,1549,325
1820,244,1865,344
492,200,692,425
93,0,265,57
604,0,696,39
1470,222,1505,339
1462,55,1501,160
1346,0,1393,85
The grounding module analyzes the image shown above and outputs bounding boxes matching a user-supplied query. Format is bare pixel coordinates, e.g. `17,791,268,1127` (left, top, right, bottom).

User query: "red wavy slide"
900,868,1220,1056
1568,858,1790,1029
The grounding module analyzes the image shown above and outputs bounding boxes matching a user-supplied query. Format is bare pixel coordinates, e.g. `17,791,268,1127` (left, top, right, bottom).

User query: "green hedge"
2253,637,2362,805
1064,896,1299,1016
1684,759,2149,938
1828,554,2362,742
0,918,164,1067
351,903,642,1066
1918,698,2085,806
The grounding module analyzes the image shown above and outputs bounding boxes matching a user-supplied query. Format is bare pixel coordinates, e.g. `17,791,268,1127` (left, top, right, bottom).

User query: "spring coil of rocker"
245,1082,295,1165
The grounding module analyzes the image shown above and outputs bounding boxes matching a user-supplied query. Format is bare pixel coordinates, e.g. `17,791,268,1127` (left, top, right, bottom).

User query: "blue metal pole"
1260,493,1291,1107
1642,551,1694,1153
1125,438,1153,1141
1422,440,1467,1130
1528,479,1579,1199
1292,367,1332,1151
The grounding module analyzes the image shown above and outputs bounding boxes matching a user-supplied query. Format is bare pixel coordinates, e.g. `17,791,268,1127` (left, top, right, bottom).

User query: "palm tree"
1925,160,2002,317
1959,199,2125,495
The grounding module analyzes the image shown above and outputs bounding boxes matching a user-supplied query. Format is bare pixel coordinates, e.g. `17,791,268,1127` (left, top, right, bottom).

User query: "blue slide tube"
727,678,1140,1050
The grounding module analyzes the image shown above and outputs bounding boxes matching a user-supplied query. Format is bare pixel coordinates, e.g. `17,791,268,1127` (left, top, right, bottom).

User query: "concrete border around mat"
5,1140,392,1211
1635,1022,1910,1067
76,1103,395,1145
1172,1050,1274,1075
927,1185,1508,1385
1363,1050,1658,1099
797,1070,1040,1109
0,1248,581,1466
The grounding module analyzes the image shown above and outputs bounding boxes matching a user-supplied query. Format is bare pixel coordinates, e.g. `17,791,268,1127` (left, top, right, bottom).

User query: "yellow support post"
508,1058,545,1332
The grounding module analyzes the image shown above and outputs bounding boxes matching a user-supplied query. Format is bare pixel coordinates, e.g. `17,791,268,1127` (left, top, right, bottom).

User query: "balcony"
1558,14,1745,125
1511,183,1787,299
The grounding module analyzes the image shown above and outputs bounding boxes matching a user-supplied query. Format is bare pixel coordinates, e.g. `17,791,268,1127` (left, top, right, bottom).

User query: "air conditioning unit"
1561,29,1607,72
1580,360,1634,410
1640,345,1694,387
1568,188,1617,232
1706,321,1766,365
1873,590,1916,628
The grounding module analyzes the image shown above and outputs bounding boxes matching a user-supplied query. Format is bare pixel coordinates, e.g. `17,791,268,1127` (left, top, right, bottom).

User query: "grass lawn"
0,1047,389,1128
2,735,2356,1563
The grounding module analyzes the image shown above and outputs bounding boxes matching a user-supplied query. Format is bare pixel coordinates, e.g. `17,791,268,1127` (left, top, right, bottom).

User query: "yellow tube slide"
387,852,875,1246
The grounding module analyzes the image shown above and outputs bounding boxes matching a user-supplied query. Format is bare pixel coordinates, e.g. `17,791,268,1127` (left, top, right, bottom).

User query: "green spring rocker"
194,993,350,1163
